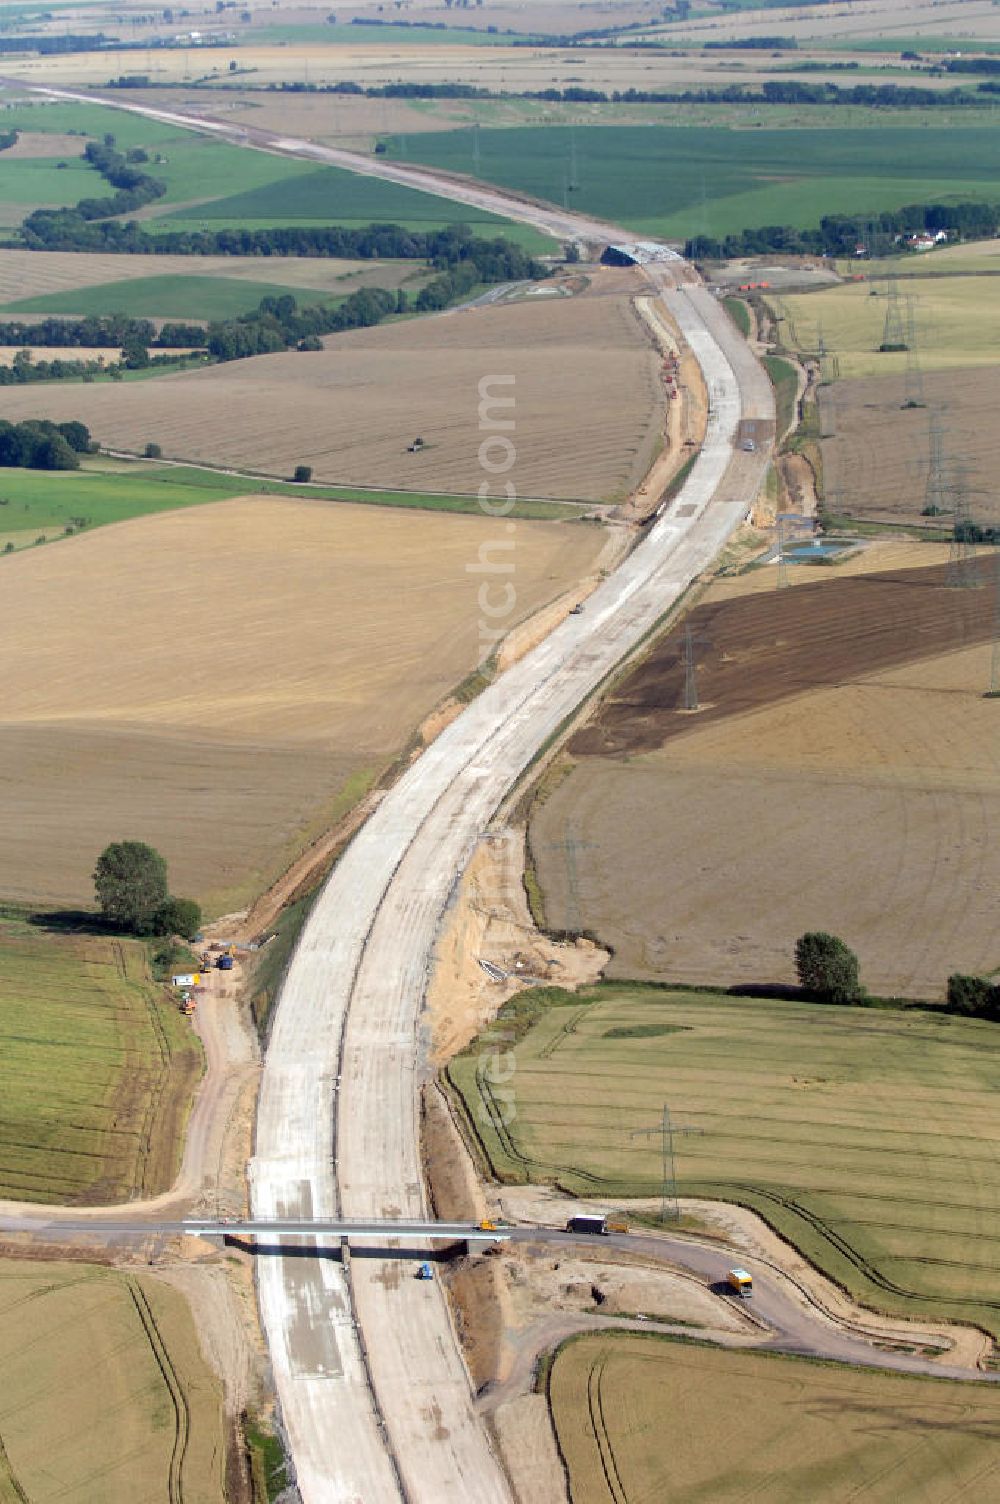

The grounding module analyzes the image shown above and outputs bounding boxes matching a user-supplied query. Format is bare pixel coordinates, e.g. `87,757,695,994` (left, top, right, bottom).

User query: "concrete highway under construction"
8,79,777,1503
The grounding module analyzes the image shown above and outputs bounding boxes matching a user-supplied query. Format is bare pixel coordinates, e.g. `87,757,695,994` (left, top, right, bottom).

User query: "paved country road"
2,80,773,1501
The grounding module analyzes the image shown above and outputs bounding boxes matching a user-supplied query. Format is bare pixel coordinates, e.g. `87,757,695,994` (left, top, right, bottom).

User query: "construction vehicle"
416,1262,434,1281
607,1220,629,1235
566,1214,608,1236
217,954,234,971
727,1268,753,1299
478,1219,498,1232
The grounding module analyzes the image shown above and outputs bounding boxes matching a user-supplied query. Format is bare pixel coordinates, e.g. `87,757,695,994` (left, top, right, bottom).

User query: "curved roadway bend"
250,290,772,1499
3,82,771,1501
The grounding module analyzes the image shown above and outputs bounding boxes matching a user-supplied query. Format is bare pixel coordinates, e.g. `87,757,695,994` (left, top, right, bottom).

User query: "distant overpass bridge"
0,1216,514,1245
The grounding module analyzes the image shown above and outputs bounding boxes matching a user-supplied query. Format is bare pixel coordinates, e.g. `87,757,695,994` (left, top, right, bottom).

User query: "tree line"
20,178,543,273
106,71,995,113
205,236,535,359
0,345,197,386
71,137,167,221
0,418,93,471
0,314,205,350
250,76,995,112
685,198,1000,261
0,33,107,54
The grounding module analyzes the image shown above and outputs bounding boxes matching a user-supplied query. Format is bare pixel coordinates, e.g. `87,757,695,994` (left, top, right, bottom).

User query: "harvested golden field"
531,556,1000,998
0,248,424,305
550,1334,1000,1504
0,282,661,502
822,365,1000,527
0,1259,226,1504
0,40,877,93
773,275,1000,379
0,343,125,365
845,237,1000,279
0,494,606,914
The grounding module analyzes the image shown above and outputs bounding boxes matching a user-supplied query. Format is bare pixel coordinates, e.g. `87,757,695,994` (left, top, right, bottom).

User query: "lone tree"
794,931,865,1005
94,841,168,933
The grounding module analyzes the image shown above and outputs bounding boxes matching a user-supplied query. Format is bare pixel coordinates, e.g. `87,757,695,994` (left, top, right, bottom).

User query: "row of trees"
260,76,994,112
72,138,167,222
0,418,93,471
0,314,205,350
20,191,544,273
0,346,190,385
205,233,540,361
94,842,200,940
0,33,107,53
206,285,403,360
685,199,1000,262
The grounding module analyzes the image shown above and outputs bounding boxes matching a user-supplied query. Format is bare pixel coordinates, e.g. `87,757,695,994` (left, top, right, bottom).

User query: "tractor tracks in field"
586,1352,629,1504
126,1277,191,1504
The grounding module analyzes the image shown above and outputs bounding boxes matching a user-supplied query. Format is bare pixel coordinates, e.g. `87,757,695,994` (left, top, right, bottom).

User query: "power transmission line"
630,1104,703,1223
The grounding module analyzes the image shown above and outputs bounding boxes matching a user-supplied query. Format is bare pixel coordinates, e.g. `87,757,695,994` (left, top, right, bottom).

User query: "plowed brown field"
0,494,606,915
0,280,661,502
531,555,1000,998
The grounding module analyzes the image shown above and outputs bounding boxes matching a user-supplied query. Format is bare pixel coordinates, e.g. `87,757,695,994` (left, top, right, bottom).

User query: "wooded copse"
0,418,94,470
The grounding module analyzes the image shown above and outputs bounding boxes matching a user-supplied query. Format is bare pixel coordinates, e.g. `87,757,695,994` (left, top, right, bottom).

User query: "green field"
0,461,581,547
252,21,537,45
0,156,97,206
160,160,515,228
0,1259,226,1504
2,271,335,319
550,1332,1000,1504
0,96,546,242
450,983,1000,1337
388,123,1000,239
0,921,201,1203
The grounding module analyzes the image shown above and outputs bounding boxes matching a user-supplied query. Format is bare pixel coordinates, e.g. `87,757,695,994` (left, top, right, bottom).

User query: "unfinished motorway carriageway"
8,80,774,1504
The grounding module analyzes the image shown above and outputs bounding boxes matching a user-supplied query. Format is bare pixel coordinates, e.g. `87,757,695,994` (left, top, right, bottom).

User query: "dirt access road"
6,81,764,1503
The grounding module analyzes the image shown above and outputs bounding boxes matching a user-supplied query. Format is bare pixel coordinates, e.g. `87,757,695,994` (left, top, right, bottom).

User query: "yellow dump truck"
727,1268,753,1299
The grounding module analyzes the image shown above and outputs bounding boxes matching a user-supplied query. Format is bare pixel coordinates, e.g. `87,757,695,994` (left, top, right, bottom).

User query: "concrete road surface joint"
11,81,771,1504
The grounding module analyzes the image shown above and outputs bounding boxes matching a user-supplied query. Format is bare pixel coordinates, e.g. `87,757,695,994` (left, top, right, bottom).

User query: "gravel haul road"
5,82,773,1502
